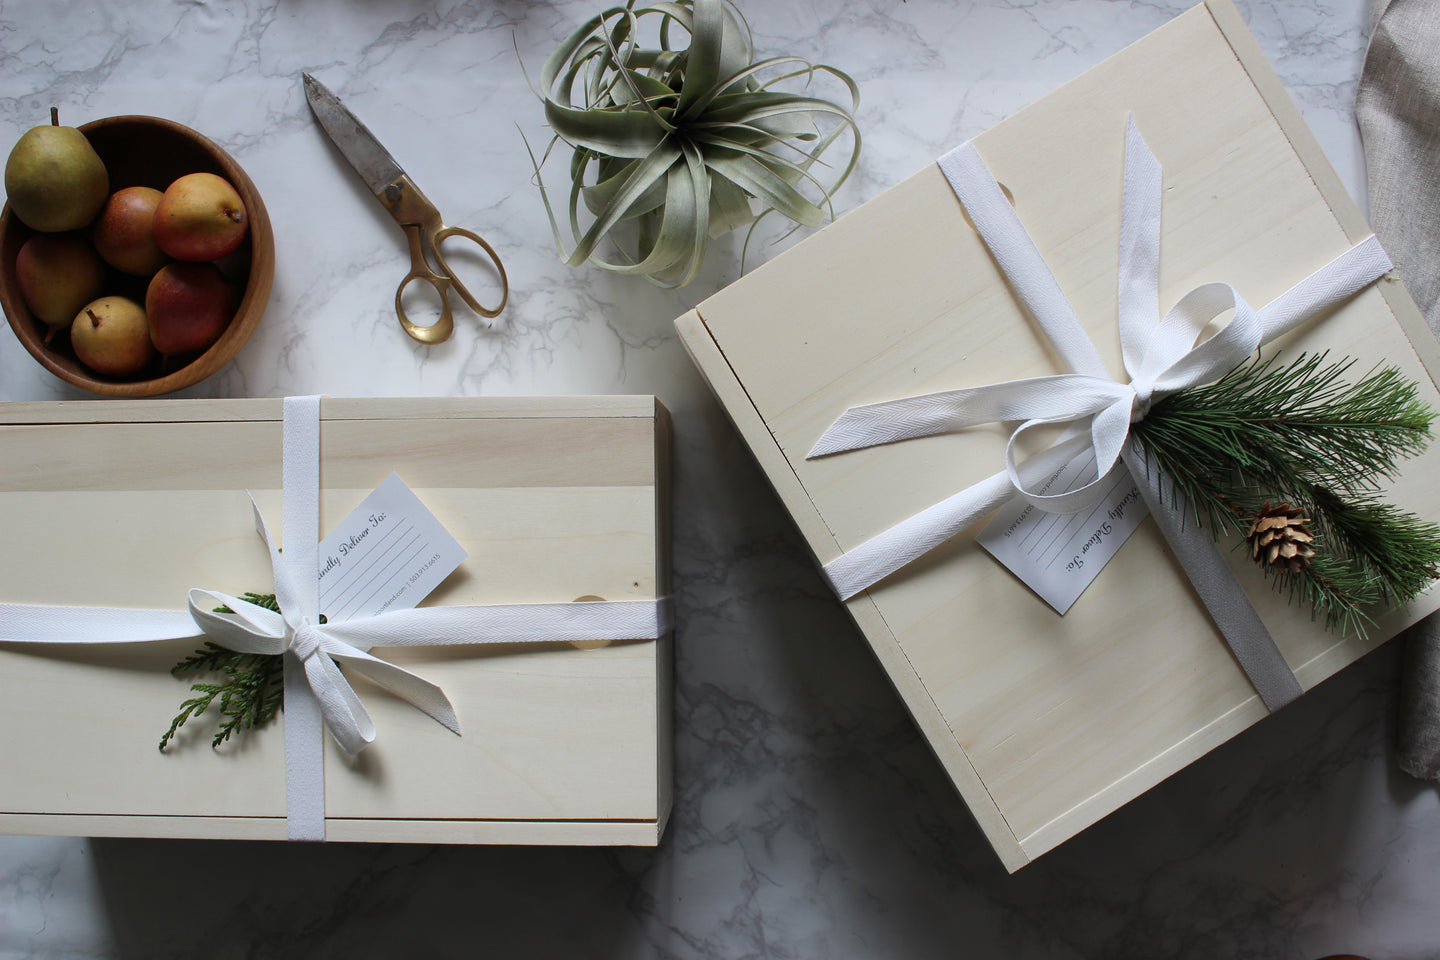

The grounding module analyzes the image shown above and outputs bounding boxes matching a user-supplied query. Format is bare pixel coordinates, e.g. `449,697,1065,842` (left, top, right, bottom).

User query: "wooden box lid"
676,1,1440,870
0,396,673,845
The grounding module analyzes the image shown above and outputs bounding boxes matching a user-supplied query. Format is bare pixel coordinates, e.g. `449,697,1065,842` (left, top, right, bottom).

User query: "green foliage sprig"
527,0,861,287
158,592,286,752
1131,351,1440,636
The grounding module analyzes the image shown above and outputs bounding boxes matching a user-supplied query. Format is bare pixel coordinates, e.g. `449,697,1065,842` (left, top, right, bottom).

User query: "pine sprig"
1262,538,1384,637
1132,351,1440,634
1309,486,1440,604
158,592,286,752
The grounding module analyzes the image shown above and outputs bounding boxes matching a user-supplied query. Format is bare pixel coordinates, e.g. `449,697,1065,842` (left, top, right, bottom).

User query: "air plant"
529,0,861,287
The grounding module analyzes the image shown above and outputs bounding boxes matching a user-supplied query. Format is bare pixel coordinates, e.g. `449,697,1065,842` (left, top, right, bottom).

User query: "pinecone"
1247,501,1316,573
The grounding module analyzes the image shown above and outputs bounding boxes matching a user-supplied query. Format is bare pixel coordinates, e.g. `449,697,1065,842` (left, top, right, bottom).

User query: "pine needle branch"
1260,547,1380,637
1306,484,1440,604
1131,351,1439,634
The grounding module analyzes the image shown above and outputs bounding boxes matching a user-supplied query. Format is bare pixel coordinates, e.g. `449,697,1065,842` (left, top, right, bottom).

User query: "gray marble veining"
3,0,1437,957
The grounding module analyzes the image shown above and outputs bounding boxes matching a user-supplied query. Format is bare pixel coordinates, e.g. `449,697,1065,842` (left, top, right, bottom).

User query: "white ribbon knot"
806,117,1393,711
290,623,322,662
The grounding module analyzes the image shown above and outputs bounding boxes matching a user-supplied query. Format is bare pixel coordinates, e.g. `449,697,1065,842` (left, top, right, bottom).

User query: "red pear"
71,296,153,377
145,261,236,355
92,185,168,276
152,172,248,261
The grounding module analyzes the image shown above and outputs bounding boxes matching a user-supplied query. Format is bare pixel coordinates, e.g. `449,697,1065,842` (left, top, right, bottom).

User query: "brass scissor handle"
380,174,509,345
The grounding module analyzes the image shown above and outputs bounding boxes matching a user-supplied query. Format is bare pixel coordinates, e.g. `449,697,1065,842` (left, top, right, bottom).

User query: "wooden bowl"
1,115,274,396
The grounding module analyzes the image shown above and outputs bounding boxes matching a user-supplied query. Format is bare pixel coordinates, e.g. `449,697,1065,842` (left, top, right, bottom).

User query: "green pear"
15,232,107,330
4,108,108,232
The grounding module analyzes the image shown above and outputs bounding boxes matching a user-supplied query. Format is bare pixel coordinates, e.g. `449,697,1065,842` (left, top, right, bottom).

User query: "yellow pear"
71,296,153,377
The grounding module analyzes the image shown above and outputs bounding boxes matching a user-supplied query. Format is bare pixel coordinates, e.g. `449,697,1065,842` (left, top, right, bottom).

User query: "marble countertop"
3,0,1437,956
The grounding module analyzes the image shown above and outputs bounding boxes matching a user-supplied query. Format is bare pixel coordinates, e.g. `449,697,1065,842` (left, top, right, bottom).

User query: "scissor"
303,72,508,344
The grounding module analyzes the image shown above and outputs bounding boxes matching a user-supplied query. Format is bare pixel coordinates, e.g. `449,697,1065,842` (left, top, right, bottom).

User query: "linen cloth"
1356,0,1440,782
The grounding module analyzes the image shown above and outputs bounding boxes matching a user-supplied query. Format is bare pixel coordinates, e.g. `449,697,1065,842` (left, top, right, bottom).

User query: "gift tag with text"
977,449,1149,614
316,473,467,621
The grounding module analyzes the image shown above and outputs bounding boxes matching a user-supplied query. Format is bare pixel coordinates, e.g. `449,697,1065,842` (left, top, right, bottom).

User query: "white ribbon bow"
185,495,673,758
186,494,459,757
805,118,1392,712
809,118,1393,603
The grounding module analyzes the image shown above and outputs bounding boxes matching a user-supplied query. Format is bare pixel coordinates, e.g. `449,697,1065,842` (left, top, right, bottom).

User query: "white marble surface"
3,0,1438,956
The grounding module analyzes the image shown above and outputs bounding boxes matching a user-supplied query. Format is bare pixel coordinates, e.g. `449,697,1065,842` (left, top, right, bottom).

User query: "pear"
153,173,248,261
92,186,169,276
145,261,236,355
15,232,107,331
71,296,153,377
4,108,109,232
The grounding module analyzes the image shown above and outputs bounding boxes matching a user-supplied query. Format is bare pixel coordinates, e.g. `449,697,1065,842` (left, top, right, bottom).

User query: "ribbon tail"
1118,114,1163,379
301,650,378,755
1120,444,1303,712
808,375,1123,459
329,647,461,737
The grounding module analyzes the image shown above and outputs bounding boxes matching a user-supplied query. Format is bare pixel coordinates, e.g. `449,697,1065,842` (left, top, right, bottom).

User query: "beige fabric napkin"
1356,0,1440,783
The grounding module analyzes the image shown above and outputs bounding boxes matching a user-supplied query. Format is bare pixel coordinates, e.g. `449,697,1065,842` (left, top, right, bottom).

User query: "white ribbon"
0,396,672,840
807,118,1392,708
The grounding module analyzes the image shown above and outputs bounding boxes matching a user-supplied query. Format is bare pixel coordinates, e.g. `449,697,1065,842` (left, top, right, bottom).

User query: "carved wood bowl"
1,115,273,396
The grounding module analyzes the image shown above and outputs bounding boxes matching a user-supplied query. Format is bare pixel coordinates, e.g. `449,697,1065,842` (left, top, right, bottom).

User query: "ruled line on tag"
316,473,467,622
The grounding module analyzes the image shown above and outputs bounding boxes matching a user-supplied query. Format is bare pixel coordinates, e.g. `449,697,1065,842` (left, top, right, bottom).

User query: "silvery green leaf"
565,141,684,265
705,151,825,227
527,0,859,286
708,173,754,238
544,100,670,158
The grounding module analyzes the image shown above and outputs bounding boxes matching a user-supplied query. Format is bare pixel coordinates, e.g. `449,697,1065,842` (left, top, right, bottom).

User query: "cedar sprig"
1131,351,1440,634
158,592,287,752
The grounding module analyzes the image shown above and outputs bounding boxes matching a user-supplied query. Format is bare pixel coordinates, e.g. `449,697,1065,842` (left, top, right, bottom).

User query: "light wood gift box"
0,396,673,845
676,0,1440,871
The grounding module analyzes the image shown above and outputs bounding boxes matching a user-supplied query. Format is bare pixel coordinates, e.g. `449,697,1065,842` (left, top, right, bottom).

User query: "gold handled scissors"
303,72,508,344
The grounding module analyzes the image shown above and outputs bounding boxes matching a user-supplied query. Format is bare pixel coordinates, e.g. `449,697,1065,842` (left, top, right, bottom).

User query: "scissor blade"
302,72,406,195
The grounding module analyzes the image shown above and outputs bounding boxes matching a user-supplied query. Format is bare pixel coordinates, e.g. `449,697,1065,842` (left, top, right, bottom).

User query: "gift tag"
316,473,467,621
977,449,1148,614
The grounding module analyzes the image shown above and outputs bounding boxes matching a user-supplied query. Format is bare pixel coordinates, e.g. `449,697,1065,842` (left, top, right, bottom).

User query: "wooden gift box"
0,396,672,845
676,0,1440,871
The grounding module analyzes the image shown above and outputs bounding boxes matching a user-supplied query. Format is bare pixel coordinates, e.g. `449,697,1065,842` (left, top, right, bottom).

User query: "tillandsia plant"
528,0,861,288
1131,351,1440,637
